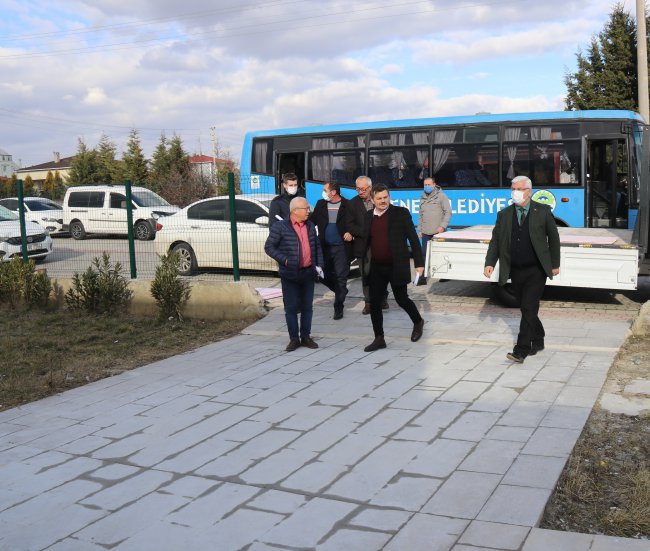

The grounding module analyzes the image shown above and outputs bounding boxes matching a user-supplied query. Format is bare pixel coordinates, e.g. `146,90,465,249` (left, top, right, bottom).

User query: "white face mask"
322,191,331,202
286,186,298,196
511,189,526,205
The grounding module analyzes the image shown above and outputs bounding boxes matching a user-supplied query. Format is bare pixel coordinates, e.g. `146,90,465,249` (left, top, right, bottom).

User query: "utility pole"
638,0,649,122
210,126,218,187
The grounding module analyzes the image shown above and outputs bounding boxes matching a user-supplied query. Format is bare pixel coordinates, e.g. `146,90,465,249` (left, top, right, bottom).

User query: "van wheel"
70,220,86,240
172,243,196,276
492,283,520,308
135,221,153,241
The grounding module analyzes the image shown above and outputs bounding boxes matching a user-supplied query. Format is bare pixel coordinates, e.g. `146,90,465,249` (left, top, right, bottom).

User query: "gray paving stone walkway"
1,291,648,550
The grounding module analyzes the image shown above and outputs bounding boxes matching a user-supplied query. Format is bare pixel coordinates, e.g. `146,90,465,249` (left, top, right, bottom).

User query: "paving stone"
469,386,520,413
107,520,214,551
390,388,443,410
383,513,468,551
317,529,392,550
567,369,608,388
458,520,530,550
167,482,259,527
281,460,348,493
279,405,340,431
521,527,592,550
154,435,238,473
55,435,113,455
534,365,575,383
158,475,219,499
349,507,413,532
46,538,105,550
540,405,591,430
355,407,420,437
332,397,393,424
484,425,534,442
240,447,318,484
502,455,568,489
89,463,140,481
288,420,357,453
522,427,581,457
370,474,441,511
403,438,474,478
261,497,357,548
319,433,385,466
200,508,285,550
553,385,601,408
400,401,467,440
518,381,564,403
439,381,490,403
421,471,501,519
241,381,309,407
497,401,550,428
248,489,308,515
442,411,501,441
590,534,650,550
459,439,522,474
477,485,549,526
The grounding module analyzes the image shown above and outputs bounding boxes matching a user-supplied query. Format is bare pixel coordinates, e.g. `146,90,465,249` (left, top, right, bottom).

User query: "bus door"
586,138,628,228
275,152,306,193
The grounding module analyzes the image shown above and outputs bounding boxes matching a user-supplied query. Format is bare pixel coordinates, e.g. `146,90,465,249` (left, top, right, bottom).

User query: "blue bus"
240,110,646,230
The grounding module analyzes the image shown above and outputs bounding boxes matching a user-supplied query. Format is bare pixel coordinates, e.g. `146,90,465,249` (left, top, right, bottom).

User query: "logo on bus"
532,190,556,211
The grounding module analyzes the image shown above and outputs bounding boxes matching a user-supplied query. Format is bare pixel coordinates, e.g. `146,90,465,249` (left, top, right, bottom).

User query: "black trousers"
510,263,547,357
322,244,349,311
369,262,422,337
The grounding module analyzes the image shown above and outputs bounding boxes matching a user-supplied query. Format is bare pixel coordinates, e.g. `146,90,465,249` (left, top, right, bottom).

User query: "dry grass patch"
0,309,252,411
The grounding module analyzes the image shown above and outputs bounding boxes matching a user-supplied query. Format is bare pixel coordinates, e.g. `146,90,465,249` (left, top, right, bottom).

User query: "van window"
68,191,104,208
110,193,129,209
131,190,171,207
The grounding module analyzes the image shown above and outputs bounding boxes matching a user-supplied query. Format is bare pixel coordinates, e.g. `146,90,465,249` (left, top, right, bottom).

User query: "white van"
63,185,179,240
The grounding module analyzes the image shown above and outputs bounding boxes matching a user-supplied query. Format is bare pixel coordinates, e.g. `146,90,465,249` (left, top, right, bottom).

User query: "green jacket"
484,201,561,286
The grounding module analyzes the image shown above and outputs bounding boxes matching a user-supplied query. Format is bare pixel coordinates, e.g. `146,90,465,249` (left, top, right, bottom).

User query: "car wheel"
70,220,86,240
134,221,154,241
172,243,197,276
492,283,520,308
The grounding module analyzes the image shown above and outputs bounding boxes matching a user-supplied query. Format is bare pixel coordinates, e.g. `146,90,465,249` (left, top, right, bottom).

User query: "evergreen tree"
53,171,66,200
565,3,647,111
148,133,169,193
23,175,34,196
42,170,55,198
1,174,16,198
167,134,190,177
122,129,149,186
67,138,100,185
96,133,119,184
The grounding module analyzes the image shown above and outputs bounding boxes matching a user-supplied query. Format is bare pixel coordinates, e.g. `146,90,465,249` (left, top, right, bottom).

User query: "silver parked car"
0,197,64,235
0,205,53,262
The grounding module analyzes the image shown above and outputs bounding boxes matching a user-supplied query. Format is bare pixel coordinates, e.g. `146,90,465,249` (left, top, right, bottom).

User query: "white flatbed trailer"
427,226,639,291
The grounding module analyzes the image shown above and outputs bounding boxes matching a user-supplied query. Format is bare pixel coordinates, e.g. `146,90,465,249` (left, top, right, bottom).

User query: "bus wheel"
492,283,520,308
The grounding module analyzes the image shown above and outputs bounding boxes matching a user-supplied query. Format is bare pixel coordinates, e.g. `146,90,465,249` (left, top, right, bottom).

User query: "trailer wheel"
492,283,520,308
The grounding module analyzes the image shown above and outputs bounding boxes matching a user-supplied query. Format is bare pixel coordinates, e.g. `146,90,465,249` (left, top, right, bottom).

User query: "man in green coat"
484,176,561,363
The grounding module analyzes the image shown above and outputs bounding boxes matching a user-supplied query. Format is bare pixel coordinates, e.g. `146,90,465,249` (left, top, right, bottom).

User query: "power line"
0,0,523,60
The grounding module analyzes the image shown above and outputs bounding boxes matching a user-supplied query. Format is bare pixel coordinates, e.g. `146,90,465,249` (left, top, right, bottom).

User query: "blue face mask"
423,185,433,194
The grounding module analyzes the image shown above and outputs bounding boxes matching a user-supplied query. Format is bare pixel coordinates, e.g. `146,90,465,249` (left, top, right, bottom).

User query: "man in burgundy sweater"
361,184,425,352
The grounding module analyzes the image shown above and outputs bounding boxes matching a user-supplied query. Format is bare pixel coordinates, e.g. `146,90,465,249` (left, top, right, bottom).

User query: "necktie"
518,207,526,224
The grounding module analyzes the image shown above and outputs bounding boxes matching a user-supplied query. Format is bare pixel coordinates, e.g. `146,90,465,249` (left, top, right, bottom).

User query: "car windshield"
24,199,62,211
0,205,18,222
132,190,171,207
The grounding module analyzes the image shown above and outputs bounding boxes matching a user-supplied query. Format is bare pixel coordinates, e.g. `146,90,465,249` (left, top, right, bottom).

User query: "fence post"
125,180,137,279
228,172,240,281
16,179,28,262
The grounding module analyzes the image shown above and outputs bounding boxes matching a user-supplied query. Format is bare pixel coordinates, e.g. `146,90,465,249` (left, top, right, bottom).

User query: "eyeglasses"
294,207,310,211
356,187,370,191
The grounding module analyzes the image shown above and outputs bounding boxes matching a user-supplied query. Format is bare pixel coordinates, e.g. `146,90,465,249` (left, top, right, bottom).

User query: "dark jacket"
485,201,561,286
268,191,304,229
264,217,324,281
309,197,352,258
346,195,372,258
362,205,424,286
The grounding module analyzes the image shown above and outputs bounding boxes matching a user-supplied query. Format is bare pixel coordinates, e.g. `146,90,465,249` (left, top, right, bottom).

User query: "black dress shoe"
411,319,424,342
333,310,343,320
364,336,387,352
381,300,389,310
286,339,301,352
529,344,545,356
506,352,525,363
301,336,319,349
362,303,371,315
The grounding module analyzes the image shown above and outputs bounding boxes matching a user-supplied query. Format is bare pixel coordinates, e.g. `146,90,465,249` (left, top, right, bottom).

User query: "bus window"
368,147,428,188
309,150,364,186
252,139,273,175
369,131,429,147
312,135,365,149
503,141,581,186
432,143,498,187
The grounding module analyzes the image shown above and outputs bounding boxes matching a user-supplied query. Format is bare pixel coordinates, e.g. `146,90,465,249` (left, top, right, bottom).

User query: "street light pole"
637,0,649,122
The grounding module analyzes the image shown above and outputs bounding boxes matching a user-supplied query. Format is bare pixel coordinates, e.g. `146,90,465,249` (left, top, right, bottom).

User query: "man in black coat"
346,175,388,314
362,184,425,352
268,172,302,230
310,181,352,319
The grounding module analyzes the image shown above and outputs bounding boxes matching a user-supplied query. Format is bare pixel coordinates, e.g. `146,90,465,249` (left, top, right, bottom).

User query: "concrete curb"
51,278,267,320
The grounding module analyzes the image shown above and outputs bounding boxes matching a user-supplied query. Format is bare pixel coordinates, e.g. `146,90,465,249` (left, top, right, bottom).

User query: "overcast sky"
0,0,628,168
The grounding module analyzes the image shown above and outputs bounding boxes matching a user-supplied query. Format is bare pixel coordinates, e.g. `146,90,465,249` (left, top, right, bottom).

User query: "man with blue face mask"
484,175,560,363
417,177,451,285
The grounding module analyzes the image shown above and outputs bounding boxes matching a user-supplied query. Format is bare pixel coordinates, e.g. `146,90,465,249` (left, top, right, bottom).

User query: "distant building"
15,152,73,189
189,154,235,181
0,148,19,178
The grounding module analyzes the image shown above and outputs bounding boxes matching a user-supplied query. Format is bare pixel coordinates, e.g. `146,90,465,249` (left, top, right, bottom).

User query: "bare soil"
0,309,252,412
541,333,650,539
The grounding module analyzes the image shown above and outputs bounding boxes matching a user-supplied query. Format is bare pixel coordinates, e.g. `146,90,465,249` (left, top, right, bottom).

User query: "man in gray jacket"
417,177,452,284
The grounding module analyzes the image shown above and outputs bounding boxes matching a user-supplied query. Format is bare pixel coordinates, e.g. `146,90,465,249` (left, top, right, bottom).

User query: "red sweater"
370,213,392,265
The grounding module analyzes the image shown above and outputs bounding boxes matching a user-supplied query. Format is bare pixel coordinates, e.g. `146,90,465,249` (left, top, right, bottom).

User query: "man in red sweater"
362,184,425,352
